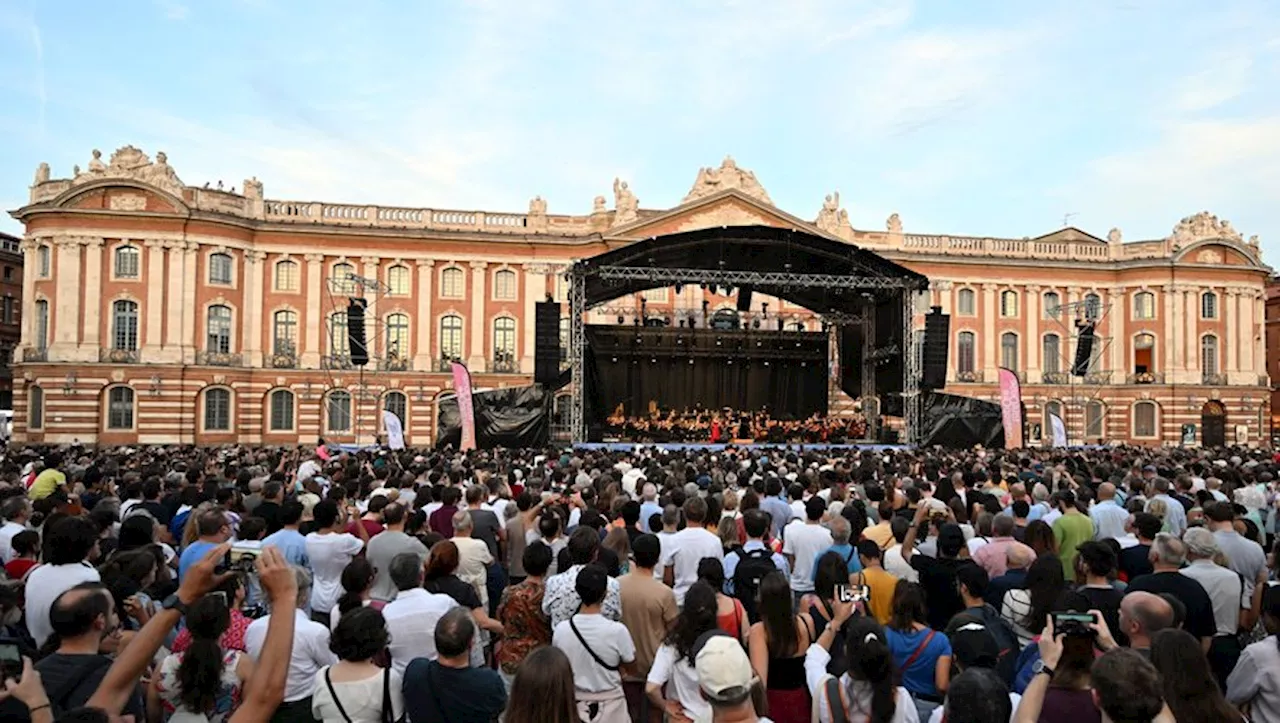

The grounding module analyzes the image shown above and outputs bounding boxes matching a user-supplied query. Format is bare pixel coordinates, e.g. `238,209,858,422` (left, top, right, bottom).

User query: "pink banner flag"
998,367,1024,449
451,361,477,451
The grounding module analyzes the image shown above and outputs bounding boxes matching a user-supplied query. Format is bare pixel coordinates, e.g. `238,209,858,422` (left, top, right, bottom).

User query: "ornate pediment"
1168,211,1243,246
683,156,772,205
64,146,187,197
607,195,812,239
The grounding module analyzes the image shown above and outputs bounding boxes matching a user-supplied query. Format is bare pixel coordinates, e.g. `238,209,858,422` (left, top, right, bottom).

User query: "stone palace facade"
9,147,1272,446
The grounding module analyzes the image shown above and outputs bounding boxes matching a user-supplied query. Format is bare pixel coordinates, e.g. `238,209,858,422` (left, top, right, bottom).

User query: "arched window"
387,265,410,296
493,317,516,369
1134,401,1158,438
1133,333,1156,376
203,388,232,431
957,288,976,316
1043,291,1060,319
384,391,407,425
1086,401,1105,440
440,315,463,359
441,267,465,298
1201,335,1219,376
1201,291,1218,319
208,253,233,285
1000,332,1019,370
327,391,352,432
329,311,349,356
33,299,48,351
1042,334,1061,374
206,305,233,353
114,245,140,279
1133,291,1156,320
106,386,135,430
272,310,297,356
332,262,356,294
28,386,43,430
1000,290,1019,318
1084,293,1101,321
112,300,139,351
36,245,50,278
957,331,976,374
386,313,410,358
494,269,517,300
274,259,299,292
269,389,295,431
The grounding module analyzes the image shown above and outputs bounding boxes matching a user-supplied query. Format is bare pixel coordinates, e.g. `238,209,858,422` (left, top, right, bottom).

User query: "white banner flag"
382,410,406,450
1049,412,1067,448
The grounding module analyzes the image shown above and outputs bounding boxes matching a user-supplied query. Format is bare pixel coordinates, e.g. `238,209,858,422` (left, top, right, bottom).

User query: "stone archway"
1201,400,1227,448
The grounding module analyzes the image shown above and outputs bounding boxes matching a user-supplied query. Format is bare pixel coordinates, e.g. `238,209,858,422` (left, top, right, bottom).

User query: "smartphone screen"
0,641,22,680
835,585,854,603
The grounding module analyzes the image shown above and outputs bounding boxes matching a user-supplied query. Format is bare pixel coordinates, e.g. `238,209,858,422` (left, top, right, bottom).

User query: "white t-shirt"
783,520,833,593
0,521,25,563
647,644,710,721
305,532,365,614
25,562,100,647
552,613,636,693
929,693,1020,723
658,526,724,605
311,666,404,723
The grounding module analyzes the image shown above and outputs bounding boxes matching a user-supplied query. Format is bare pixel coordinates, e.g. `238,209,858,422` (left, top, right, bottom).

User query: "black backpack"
949,606,1020,686
732,547,776,623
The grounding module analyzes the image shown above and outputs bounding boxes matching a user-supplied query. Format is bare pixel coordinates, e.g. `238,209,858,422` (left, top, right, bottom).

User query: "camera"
0,638,22,681
836,585,870,604
217,543,261,574
1051,611,1097,637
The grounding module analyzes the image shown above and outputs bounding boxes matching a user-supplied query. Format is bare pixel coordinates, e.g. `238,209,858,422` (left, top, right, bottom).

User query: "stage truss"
1038,297,1116,446
567,263,927,445
317,271,395,446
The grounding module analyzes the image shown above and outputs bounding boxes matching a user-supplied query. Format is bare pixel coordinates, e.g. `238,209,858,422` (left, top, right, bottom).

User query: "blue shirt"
760,496,794,540
810,544,862,581
885,626,952,696
639,502,663,533
722,540,789,594
178,540,218,581
261,528,310,568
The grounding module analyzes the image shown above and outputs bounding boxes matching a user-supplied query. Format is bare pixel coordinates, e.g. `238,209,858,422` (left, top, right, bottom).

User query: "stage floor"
573,441,908,452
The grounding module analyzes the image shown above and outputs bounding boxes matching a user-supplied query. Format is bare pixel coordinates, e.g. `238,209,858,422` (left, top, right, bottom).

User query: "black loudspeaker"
534,301,561,385
922,306,950,390
736,286,753,312
1072,322,1096,377
347,298,368,366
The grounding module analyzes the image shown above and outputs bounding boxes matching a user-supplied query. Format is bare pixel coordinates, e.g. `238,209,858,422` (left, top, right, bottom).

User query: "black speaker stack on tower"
921,306,950,390
534,301,561,385
347,298,369,366
1072,322,1096,377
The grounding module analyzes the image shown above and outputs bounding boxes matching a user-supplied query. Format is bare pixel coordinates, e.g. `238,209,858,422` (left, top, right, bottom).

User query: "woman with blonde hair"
602,526,631,576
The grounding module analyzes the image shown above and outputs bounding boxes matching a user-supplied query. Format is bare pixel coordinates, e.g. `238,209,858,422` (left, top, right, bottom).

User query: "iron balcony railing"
100,348,140,364
1127,372,1165,385
22,347,47,362
955,370,984,383
265,351,299,369
195,350,243,367
1201,373,1227,386
377,356,412,372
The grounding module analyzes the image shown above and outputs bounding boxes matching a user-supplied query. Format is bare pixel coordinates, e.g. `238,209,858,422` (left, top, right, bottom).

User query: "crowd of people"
0,441,1278,723
603,408,869,444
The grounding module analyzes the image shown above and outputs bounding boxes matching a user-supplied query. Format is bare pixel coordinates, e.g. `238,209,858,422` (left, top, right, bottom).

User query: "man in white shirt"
0,497,30,563
26,515,101,647
245,565,336,720
783,497,833,605
304,500,367,625
382,552,478,673
1090,483,1130,541
553,564,636,722
882,517,919,583
659,497,724,606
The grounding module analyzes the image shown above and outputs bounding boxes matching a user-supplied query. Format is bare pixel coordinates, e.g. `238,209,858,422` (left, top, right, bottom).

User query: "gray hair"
1182,527,1219,560
292,565,313,609
642,483,657,501
826,516,850,545
452,509,473,533
389,552,424,591
992,514,1015,537
1151,533,1186,567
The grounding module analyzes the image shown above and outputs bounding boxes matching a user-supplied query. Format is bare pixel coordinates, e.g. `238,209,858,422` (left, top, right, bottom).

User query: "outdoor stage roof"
573,225,929,313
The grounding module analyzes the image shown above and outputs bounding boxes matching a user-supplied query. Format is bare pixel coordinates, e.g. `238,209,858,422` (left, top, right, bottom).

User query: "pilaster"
51,236,82,359
243,251,266,365
303,254,323,367
81,238,104,353
469,261,488,369
414,259,435,369
142,240,166,358
522,264,548,374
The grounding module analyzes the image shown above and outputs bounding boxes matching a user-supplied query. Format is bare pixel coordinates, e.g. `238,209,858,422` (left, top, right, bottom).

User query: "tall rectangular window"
957,332,975,374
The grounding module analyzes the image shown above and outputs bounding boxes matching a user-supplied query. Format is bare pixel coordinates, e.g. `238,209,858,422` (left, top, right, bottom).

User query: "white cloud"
152,0,189,21
1174,52,1254,112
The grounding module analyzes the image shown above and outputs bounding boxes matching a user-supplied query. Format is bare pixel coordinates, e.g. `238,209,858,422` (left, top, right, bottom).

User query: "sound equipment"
347,298,368,366
1072,322,1096,377
736,286,753,312
534,301,562,385
922,306,950,390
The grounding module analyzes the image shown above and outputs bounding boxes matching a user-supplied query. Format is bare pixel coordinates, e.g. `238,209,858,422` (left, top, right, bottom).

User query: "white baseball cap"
695,636,756,704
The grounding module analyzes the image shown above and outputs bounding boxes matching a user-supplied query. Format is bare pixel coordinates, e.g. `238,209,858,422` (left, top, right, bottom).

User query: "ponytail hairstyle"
337,557,376,616
177,592,232,715
842,616,897,723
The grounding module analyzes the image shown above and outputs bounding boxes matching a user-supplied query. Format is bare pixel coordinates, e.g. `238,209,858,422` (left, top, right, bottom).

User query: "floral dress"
495,578,551,675
156,649,243,722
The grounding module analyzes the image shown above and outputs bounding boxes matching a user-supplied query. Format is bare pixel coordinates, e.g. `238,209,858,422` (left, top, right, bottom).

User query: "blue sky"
2,0,1279,261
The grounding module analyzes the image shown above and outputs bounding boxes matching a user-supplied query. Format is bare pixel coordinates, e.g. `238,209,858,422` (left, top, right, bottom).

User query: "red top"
171,608,252,653
346,519,385,539
5,559,36,580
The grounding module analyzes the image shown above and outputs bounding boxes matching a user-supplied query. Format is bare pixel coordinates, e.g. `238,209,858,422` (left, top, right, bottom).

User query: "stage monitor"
922,307,950,390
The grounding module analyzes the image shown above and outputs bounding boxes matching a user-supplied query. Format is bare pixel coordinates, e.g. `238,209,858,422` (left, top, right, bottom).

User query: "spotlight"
675,283,683,294
762,302,769,315
617,315,625,325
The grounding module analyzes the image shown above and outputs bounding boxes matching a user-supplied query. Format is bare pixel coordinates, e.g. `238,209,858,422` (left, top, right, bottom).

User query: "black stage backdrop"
435,385,551,449
585,325,828,423
919,391,1004,448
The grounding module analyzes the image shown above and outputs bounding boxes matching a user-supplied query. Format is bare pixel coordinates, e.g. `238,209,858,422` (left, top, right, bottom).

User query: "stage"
573,441,908,453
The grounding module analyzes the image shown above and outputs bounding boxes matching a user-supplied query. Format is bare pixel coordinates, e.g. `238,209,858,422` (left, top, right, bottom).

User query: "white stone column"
1026,285,1040,378
181,243,198,362
1108,287,1125,379
414,259,435,370
1238,289,1253,381
937,281,952,315
51,237,82,359
143,240,166,357
981,284,996,375
1255,291,1266,384
80,238,103,355
1183,288,1196,380
243,251,265,365
164,241,185,359
469,261,487,370
362,256,381,360
19,240,38,351
1226,289,1240,374
522,264,547,374
1161,285,1177,377
303,254,324,367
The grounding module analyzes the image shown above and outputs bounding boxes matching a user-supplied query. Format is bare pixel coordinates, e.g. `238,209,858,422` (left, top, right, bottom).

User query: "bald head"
1121,591,1173,642
1097,482,1116,501
1006,544,1033,570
